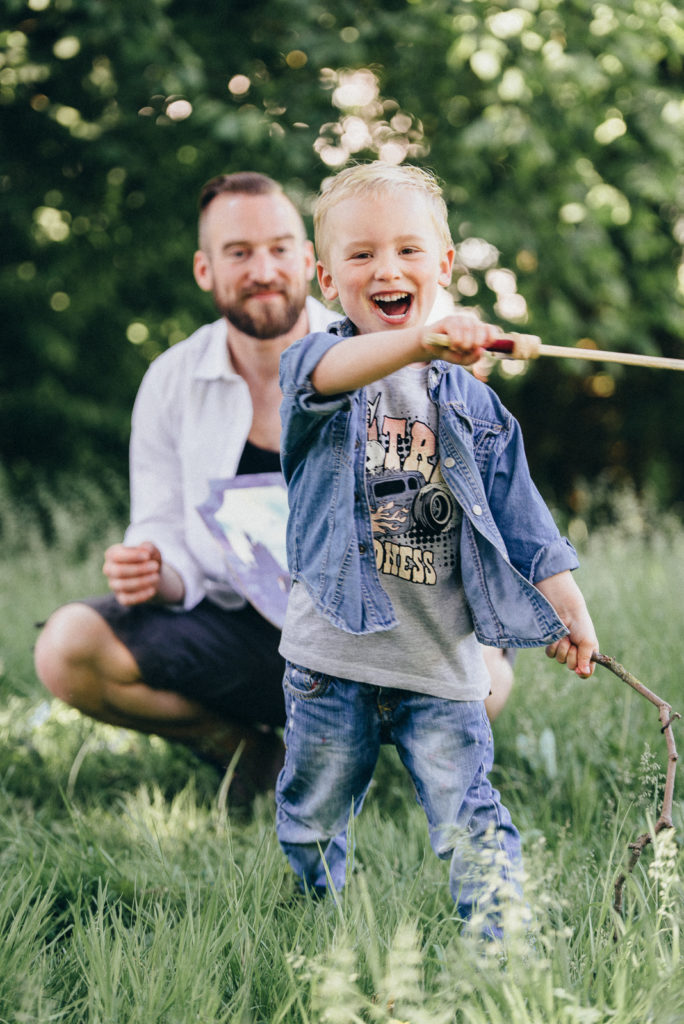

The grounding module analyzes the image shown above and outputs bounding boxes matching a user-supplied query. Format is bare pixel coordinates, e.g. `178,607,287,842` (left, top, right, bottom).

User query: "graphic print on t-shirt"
366,386,461,587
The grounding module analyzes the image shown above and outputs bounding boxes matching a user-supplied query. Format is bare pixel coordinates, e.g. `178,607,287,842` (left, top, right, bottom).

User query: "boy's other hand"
535,570,598,677
544,597,598,677
545,632,597,678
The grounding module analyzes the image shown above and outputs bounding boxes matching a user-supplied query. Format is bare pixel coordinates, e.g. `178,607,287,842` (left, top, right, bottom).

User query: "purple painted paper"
197,473,290,628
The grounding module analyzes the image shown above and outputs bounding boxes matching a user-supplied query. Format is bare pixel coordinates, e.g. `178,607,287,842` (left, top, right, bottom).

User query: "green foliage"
0,485,683,1019
2,0,683,508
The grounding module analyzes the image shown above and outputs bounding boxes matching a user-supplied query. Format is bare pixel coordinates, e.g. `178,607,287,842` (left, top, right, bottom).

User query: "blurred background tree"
2,0,683,521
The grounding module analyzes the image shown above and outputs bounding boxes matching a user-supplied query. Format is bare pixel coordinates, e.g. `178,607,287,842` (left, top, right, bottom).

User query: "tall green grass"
0,481,682,1022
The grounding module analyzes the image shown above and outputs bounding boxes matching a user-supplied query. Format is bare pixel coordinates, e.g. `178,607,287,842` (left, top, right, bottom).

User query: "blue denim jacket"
279,321,578,647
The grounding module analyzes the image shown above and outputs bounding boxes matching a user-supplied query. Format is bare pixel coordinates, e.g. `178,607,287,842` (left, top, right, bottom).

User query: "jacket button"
358,543,366,553
444,457,455,468
472,504,483,516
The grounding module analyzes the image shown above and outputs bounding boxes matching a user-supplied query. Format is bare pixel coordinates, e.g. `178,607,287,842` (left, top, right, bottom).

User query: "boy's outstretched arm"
311,313,500,395
534,570,598,677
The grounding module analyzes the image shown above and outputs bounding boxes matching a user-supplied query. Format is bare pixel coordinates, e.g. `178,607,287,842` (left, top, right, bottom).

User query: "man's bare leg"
34,603,283,791
35,607,514,791
482,647,515,722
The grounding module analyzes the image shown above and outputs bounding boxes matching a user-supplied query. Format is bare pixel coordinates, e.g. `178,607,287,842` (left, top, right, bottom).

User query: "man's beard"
215,285,307,340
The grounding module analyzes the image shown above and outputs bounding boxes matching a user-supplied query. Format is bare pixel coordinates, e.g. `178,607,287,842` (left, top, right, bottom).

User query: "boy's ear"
317,261,339,301
438,247,456,288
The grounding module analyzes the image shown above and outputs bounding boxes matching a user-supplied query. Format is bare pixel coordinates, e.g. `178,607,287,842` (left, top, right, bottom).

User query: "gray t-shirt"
280,364,490,701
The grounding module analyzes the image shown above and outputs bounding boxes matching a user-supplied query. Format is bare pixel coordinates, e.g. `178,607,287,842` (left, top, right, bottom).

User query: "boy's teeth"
373,292,412,317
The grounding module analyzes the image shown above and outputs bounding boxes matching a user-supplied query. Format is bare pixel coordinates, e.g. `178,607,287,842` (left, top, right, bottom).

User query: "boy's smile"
371,290,413,321
317,190,455,336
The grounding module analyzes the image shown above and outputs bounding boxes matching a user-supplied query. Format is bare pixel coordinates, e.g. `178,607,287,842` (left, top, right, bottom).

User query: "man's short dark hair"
198,172,283,213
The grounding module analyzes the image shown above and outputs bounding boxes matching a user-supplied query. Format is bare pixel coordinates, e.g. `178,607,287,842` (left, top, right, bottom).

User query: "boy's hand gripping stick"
425,331,684,372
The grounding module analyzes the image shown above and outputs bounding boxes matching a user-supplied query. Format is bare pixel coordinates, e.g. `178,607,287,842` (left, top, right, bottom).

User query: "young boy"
276,162,597,935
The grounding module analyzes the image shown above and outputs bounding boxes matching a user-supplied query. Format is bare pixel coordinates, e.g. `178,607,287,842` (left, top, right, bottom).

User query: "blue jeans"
276,663,522,932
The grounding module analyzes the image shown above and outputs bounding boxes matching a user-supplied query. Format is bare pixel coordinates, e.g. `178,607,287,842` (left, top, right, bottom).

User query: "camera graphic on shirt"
367,471,456,537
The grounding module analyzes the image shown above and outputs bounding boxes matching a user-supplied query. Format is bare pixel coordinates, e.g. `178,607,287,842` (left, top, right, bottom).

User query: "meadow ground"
0,481,682,1022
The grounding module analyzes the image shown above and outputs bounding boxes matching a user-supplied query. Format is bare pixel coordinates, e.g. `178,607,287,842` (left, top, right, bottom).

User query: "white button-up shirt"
124,297,333,610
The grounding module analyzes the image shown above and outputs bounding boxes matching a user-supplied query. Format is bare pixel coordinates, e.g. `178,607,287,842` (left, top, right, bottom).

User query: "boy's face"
317,188,454,336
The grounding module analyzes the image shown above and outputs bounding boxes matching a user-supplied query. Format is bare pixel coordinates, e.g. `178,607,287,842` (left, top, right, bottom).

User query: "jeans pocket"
284,662,332,700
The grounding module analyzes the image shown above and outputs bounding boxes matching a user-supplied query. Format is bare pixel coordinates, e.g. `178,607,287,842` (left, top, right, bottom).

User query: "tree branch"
590,652,680,919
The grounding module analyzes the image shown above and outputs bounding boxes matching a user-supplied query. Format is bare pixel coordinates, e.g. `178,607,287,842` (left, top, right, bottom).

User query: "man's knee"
34,602,132,703
36,602,102,663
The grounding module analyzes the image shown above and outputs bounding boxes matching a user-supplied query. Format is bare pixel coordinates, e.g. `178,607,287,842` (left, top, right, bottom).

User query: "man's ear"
317,261,339,302
438,247,456,288
193,249,213,293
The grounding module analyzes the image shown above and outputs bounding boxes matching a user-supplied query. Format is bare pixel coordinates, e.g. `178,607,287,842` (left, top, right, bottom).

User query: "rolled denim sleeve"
529,536,579,582
280,332,353,411
279,332,356,480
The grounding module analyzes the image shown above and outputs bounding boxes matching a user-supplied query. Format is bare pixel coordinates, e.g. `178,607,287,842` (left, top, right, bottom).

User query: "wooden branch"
590,652,680,919
425,332,684,371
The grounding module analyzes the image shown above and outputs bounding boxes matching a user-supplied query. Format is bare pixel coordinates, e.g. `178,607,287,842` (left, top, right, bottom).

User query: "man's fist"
103,541,162,606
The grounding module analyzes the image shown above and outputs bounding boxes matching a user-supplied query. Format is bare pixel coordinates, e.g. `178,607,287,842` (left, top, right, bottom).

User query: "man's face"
316,188,453,337
194,192,315,339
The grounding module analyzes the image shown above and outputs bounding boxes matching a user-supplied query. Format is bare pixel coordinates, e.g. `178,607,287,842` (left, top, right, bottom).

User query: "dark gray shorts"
81,595,286,728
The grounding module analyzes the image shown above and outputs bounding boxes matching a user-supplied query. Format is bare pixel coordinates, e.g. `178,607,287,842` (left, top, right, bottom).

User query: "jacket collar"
329,317,356,338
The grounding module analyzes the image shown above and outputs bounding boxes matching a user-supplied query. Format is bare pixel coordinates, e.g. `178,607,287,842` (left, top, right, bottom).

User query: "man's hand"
103,541,164,606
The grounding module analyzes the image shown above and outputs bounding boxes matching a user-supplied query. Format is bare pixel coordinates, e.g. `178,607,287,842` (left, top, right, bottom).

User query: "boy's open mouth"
372,291,413,320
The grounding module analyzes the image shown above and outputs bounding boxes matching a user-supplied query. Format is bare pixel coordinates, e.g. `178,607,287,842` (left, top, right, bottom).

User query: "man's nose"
248,248,279,282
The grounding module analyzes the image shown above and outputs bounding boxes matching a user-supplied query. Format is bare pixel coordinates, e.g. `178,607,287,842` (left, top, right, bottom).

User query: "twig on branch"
590,652,680,919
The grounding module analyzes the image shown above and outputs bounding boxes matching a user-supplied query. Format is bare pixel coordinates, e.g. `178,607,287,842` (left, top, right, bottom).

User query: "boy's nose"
373,258,401,281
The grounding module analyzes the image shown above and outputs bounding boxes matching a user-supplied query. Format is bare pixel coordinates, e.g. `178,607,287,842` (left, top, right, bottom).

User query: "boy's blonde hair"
314,161,453,265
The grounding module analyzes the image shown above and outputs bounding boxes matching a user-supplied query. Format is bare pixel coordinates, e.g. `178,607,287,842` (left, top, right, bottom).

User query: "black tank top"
236,439,281,476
